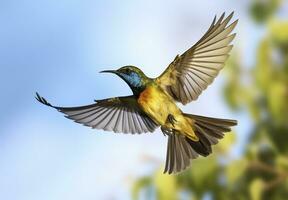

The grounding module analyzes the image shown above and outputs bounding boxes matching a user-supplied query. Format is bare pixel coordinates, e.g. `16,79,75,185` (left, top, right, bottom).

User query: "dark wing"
35,93,159,134
156,12,238,105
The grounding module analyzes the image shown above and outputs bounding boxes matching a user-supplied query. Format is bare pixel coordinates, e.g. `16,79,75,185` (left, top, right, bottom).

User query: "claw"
162,131,168,137
167,114,177,127
161,127,173,137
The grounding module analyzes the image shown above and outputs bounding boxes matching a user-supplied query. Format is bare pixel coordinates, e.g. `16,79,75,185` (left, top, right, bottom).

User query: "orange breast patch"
138,87,152,105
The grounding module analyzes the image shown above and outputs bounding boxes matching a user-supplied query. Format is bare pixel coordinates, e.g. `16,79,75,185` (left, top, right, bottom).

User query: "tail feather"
163,114,237,174
186,130,212,156
164,133,198,174
186,113,237,127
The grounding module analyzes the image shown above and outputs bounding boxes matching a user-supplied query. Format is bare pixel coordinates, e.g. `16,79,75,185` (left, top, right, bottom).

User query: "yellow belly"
137,85,197,141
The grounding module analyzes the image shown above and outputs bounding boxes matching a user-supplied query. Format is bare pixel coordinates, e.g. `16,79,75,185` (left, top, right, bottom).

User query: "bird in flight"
36,12,238,174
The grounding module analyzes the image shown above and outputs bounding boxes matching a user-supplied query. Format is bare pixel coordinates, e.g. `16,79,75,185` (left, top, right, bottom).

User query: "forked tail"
163,113,237,174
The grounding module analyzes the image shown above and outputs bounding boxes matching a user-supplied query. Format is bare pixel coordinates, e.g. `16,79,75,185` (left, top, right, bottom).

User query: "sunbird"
36,12,238,174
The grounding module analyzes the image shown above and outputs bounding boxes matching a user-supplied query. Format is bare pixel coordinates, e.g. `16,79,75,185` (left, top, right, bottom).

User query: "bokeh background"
0,0,287,200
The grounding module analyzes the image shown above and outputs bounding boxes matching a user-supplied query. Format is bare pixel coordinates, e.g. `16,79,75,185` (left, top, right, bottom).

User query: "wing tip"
233,18,239,26
35,92,54,107
230,119,238,126
220,11,238,27
228,11,234,18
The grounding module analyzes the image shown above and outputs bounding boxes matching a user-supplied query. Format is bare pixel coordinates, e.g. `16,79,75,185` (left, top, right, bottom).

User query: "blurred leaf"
249,179,265,200
250,0,281,23
188,156,218,194
226,159,248,185
270,21,288,44
254,38,272,91
223,53,242,110
132,176,152,200
223,82,241,110
269,20,288,74
267,80,286,120
244,87,261,121
215,132,236,154
247,144,260,160
276,155,288,171
154,169,177,200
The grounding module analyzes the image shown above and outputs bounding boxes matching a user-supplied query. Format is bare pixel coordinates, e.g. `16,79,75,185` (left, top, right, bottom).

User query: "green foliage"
132,4,288,200
154,170,177,200
226,159,248,185
132,177,152,200
250,0,282,23
250,179,265,200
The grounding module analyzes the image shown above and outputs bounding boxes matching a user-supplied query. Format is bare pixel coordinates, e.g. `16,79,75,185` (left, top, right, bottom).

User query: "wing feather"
36,93,159,134
156,12,238,104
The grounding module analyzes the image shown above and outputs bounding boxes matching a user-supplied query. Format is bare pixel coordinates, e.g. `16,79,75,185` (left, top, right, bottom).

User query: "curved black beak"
99,70,118,74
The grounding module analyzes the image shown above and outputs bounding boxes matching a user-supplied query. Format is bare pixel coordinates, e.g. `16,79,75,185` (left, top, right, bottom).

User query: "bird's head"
100,66,150,95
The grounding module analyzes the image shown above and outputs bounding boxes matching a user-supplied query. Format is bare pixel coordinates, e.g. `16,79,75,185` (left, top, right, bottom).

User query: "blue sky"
0,0,274,199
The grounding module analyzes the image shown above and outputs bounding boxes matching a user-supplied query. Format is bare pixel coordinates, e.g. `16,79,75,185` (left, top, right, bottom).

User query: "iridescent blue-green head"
100,66,151,95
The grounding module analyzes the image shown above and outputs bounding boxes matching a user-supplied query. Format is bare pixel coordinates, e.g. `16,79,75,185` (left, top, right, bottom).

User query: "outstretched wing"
36,93,159,134
156,12,238,105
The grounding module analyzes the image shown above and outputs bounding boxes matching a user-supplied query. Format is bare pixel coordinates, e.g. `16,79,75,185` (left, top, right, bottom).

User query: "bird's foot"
167,114,177,127
161,127,173,137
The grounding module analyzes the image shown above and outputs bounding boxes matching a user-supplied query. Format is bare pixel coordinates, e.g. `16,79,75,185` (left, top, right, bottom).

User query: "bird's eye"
124,68,130,74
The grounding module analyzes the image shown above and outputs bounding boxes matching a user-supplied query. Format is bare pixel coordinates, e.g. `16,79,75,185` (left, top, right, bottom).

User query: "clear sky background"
1,0,285,199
